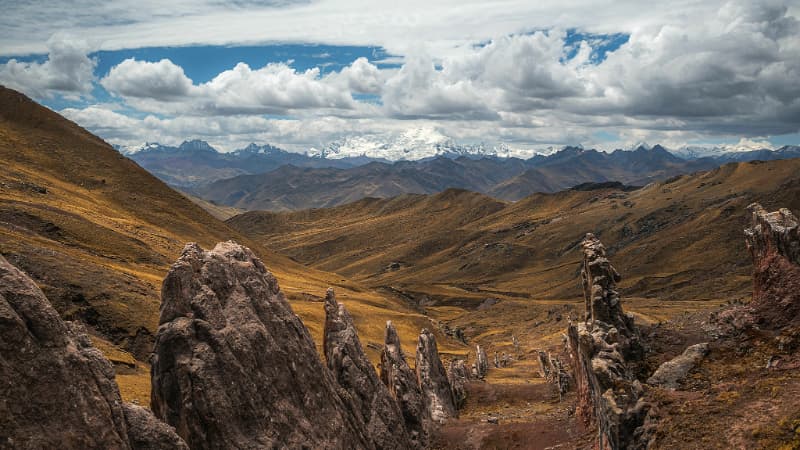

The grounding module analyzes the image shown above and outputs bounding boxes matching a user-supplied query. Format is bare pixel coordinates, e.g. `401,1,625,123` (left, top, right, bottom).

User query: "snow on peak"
307,127,536,161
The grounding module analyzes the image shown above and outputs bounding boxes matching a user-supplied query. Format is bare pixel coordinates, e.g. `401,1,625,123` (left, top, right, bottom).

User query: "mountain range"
188,144,800,210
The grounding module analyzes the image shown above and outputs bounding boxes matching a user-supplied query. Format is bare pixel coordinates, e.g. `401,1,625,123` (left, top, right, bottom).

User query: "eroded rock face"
323,288,412,449
566,234,651,450
0,254,185,450
123,404,189,450
151,242,370,450
475,344,489,379
447,359,469,410
380,321,430,447
744,203,800,329
647,343,709,389
416,328,457,422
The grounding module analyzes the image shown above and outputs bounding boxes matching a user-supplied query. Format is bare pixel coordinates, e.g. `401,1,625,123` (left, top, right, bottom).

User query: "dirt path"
431,359,591,450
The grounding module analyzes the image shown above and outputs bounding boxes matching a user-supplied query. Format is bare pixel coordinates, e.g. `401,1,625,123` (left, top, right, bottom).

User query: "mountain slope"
229,158,800,308
194,146,732,211
191,157,531,211
0,87,454,398
126,141,366,187
490,145,718,200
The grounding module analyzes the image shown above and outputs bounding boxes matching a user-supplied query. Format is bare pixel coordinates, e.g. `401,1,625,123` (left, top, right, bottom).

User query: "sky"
0,0,798,153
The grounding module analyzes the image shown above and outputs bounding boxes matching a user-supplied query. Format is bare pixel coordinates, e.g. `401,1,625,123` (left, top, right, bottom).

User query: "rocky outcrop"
447,359,469,409
323,288,412,449
380,321,430,447
744,203,800,329
0,254,185,450
150,242,370,450
566,233,651,450
416,328,457,422
475,344,489,378
647,343,709,389
581,233,638,346
537,350,569,400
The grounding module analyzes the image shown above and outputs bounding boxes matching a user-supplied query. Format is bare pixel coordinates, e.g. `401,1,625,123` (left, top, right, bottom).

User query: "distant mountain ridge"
119,137,800,210
191,143,800,211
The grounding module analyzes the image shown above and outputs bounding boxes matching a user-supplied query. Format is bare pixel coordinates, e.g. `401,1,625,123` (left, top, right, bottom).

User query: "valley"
2,85,800,449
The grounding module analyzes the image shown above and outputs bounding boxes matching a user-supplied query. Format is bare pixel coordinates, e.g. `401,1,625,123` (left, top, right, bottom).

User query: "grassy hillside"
230,159,800,310
0,87,457,403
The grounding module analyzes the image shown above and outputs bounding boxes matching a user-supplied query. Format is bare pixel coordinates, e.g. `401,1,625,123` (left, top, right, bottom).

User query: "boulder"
415,328,457,422
647,343,710,389
380,321,430,447
323,288,412,449
150,242,370,450
0,254,185,449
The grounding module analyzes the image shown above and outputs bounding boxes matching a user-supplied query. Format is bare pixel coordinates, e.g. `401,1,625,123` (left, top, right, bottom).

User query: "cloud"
7,0,800,151
100,59,361,115
101,58,195,99
0,35,95,98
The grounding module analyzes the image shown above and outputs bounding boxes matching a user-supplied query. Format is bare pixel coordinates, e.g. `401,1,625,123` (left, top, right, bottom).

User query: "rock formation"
744,203,800,329
415,328,457,422
475,344,489,378
447,359,469,410
647,343,709,389
0,254,185,450
323,288,412,449
537,350,569,400
566,233,651,450
123,404,190,450
380,321,430,447
150,242,370,449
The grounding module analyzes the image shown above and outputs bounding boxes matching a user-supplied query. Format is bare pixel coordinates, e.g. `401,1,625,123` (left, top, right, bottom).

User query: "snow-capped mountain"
307,127,536,161
670,139,775,159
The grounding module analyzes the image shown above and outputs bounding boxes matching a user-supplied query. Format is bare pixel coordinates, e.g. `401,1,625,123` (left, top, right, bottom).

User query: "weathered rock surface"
475,344,489,379
0,254,185,450
416,328,457,422
566,233,651,450
323,288,412,449
744,203,800,329
581,233,638,343
123,404,189,450
537,350,570,400
380,321,430,447
447,359,469,410
150,242,370,450
647,343,709,389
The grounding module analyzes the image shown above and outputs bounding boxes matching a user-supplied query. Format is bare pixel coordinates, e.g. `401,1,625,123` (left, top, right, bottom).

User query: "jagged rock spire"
323,288,412,449
475,344,489,379
151,242,370,449
380,321,430,448
744,203,800,328
447,359,469,410
567,235,651,450
415,328,457,422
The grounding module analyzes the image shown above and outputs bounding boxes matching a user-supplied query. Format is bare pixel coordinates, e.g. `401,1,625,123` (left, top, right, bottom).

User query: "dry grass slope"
0,87,456,404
